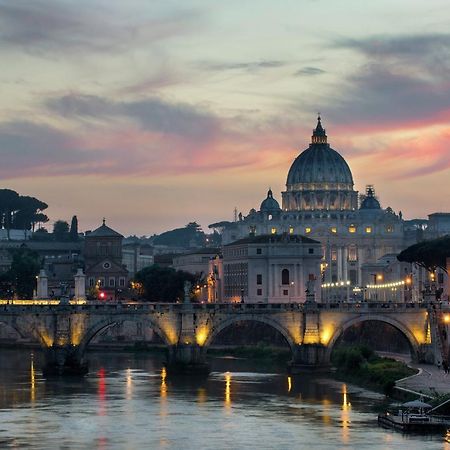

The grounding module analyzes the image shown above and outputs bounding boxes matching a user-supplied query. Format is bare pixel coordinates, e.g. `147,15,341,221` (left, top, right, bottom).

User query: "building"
172,248,220,277
214,116,449,301
84,220,128,300
220,234,322,303
122,242,154,276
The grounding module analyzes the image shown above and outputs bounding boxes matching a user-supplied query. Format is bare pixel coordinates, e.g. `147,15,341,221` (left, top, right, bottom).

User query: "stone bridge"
0,301,444,375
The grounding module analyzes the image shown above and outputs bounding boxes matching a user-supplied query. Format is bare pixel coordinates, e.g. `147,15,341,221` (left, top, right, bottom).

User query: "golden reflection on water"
160,367,167,398
287,376,292,393
30,353,36,404
341,384,351,444
197,387,207,404
160,367,168,421
225,372,231,409
126,368,132,400
321,398,332,425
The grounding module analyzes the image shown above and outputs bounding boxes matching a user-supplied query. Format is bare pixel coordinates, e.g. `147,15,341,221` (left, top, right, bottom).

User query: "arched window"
282,269,290,285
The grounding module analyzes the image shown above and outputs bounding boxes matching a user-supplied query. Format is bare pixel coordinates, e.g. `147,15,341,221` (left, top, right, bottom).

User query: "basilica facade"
220,117,408,289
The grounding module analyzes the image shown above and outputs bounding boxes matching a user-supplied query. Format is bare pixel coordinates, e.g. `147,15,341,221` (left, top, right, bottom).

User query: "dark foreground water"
0,349,449,450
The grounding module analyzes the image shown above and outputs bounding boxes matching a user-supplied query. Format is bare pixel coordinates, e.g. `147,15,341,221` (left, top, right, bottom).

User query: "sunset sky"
1,0,449,236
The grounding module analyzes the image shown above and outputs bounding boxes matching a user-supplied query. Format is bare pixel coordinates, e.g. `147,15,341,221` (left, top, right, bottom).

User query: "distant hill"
152,222,221,248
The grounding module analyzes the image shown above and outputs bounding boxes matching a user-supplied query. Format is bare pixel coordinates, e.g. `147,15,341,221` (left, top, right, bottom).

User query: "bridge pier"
288,344,329,373
165,344,210,375
43,345,88,376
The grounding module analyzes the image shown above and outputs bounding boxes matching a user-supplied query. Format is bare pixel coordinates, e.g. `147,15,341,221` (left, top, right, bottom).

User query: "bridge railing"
0,300,433,315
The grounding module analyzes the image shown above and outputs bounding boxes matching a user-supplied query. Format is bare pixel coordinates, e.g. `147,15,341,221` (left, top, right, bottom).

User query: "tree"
3,247,41,299
397,235,450,272
0,189,48,236
153,222,206,247
0,189,20,239
70,215,79,241
13,196,49,231
134,265,198,302
53,220,70,241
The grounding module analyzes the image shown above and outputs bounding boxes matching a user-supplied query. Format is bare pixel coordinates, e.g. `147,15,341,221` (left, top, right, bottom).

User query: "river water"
0,349,448,450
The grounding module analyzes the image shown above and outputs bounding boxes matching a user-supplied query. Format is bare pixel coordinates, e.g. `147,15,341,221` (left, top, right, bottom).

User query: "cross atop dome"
312,114,327,144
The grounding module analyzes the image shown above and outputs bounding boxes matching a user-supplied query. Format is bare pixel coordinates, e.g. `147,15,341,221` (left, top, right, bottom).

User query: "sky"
1,0,449,236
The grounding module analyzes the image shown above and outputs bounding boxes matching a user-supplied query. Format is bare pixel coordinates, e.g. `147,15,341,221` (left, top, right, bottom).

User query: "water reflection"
160,366,167,398
97,367,106,417
126,367,132,400
0,349,446,449
30,352,36,404
225,371,231,409
341,384,352,444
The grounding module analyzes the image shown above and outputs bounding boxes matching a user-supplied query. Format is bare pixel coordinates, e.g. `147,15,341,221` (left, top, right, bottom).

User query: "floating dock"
378,412,448,433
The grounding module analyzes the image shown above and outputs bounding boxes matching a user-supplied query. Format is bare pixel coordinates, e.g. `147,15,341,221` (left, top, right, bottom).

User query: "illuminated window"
365,226,372,233
331,250,337,261
386,225,394,233
348,225,356,233
305,227,311,234
348,246,357,261
331,227,337,234
289,226,294,234
271,227,277,234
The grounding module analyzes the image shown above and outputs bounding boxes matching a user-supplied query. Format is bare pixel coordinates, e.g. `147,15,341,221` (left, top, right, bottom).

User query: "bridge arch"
203,314,297,355
0,318,49,348
78,315,174,356
325,315,421,363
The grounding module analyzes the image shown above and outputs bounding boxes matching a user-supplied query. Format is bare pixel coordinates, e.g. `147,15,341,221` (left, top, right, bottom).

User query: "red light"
99,292,106,300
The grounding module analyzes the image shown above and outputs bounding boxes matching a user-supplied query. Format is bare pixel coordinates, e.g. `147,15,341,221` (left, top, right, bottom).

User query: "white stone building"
220,234,322,303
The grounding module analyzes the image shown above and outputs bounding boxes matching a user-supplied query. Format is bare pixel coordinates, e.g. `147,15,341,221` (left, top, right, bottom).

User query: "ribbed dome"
260,189,281,212
286,117,353,189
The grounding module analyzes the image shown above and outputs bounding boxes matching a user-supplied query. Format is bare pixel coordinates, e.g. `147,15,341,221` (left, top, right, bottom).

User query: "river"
0,349,448,449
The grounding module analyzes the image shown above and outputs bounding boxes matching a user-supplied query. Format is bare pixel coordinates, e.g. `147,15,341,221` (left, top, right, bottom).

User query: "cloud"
323,33,450,131
294,67,325,76
197,60,285,72
46,93,222,141
0,121,99,177
0,1,200,55
335,34,450,75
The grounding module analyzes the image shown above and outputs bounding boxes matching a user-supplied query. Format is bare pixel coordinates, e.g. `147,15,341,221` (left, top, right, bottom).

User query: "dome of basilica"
260,189,281,212
281,117,358,211
360,186,381,210
286,117,353,189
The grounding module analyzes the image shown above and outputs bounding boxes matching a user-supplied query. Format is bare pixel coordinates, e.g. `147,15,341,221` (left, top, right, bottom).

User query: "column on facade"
337,247,343,280
295,263,301,299
271,264,275,298
343,247,348,282
357,248,364,286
